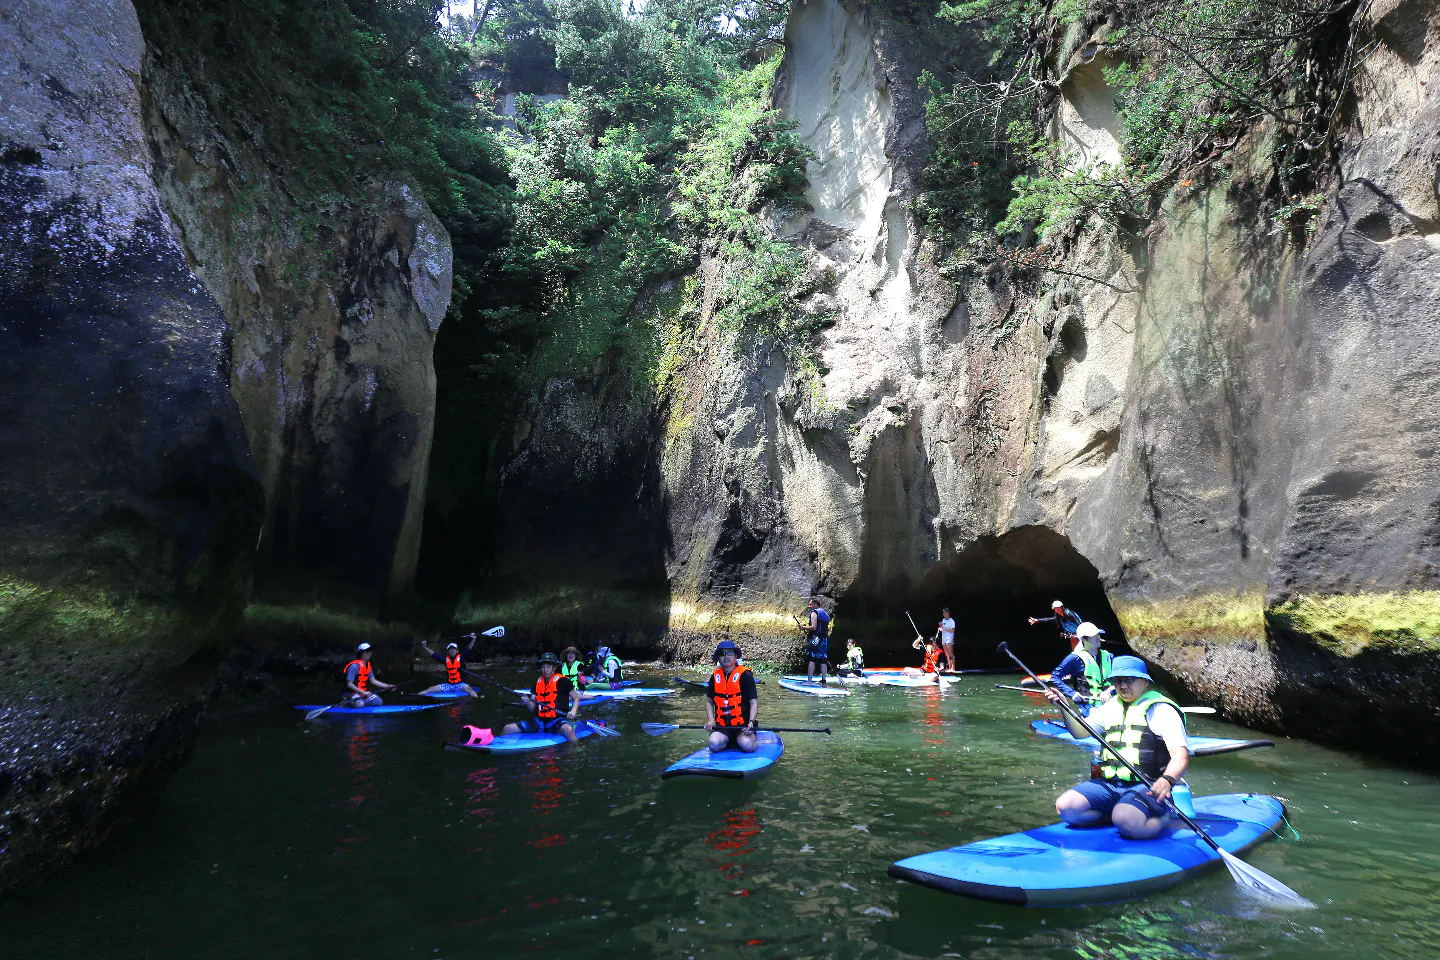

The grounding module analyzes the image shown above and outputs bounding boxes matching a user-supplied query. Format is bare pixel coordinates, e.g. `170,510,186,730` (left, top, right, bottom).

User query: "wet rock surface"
0,0,262,891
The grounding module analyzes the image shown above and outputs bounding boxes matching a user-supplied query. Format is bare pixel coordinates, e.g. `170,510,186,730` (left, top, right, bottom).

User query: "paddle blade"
640,722,680,737
1216,848,1314,909
1181,706,1217,715
303,706,331,720
481,625,505,638
580,720,620,738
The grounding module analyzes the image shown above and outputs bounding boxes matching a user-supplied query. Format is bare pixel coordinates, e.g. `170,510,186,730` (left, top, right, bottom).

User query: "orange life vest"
533,674,562,720
445,654,463,684
922,648,942,673
711,664,753,727
346,659,372,692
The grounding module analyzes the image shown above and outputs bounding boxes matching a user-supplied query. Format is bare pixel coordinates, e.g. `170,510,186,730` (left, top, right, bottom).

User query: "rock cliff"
483,0,1440,764
0,0,262,891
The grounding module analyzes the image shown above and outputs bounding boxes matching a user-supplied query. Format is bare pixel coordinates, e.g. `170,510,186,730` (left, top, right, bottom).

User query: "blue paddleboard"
442,721,608,754
662,731,784,780
516,686,675,700
889,793,1286,906
1030,719,1274,757
779,677,851,696
295,703,446,716
418,689,474,699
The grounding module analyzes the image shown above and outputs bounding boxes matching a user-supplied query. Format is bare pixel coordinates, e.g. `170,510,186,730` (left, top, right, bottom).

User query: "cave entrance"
837,525,1127,670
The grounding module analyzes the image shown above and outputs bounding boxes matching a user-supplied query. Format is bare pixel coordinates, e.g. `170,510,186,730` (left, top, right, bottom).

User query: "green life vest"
1097,689,1183,783
1075,649,1114,696
595,653,623,682
848,646,864,668
560,660,584,687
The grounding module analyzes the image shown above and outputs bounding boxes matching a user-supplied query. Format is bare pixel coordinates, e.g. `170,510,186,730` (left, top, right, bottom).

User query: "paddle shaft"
994,683,1216,714
664,724,832,734
997,642,1225,856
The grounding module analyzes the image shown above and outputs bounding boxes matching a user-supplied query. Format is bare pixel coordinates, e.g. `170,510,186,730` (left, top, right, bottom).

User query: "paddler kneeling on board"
837,638,865,678
345,643,398,706
589,640,626,690
1047,655,1190,840
705,639,759,753
418,635,479,697
1049,622,1113,710
902,636,944,681
503,652,582,742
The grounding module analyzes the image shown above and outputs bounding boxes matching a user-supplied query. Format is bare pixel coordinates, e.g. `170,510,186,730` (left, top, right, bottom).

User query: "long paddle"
993,683,1217,714
641,722,831,736
303,678,421,720
997,642,1311,908
671,675,765,688
461,666,619,737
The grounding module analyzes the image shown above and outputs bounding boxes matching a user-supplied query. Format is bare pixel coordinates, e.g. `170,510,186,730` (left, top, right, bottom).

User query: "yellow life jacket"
1097,689,1183,783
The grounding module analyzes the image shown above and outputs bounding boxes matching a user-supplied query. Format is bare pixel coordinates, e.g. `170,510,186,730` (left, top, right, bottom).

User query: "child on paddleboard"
588,640,626,690
344,643,399,706
705,640,758,753
838,638,865,677
902,636,944,680
418,634,479,697
504,652,581,742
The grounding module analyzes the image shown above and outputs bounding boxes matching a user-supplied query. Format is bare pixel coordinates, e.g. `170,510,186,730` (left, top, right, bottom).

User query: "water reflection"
705,807,763,883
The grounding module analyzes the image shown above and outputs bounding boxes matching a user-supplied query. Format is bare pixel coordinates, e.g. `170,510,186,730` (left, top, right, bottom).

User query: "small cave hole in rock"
1355,211,1394,242
835,525,1128,670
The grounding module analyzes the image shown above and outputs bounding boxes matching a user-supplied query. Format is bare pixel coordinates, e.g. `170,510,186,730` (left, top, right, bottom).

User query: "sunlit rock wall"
0,0,262,891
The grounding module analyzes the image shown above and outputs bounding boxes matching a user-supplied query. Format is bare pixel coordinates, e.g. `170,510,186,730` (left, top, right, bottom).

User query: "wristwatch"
1158,774,1176,786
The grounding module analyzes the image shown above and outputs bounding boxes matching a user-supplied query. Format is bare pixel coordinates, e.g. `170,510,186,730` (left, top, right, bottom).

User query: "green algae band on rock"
662,731,784,780
293,704,446,716
1029,719,1275,757
888,793,1286,907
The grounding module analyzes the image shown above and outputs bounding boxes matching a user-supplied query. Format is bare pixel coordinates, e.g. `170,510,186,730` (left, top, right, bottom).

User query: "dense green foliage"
921,0,1360,262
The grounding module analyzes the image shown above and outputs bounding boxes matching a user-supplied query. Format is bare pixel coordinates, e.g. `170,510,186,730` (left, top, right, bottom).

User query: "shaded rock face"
0,0,262,891
141,50,453,605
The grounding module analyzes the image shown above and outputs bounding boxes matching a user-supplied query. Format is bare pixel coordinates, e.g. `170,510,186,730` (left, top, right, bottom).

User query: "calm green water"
5,668,1438,959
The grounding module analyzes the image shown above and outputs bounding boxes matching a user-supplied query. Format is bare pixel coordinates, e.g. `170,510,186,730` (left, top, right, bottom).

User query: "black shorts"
513,716,572,735
713,725,751,744
1072,778,1170,819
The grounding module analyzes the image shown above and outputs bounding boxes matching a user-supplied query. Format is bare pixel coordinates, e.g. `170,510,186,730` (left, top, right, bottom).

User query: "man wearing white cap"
343,643,398,706
1049,622,1113,706
1028,600,1083,645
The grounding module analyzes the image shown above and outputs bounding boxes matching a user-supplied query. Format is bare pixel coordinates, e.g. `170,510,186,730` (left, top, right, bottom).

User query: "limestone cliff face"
142,50,453,605
0,0,262,891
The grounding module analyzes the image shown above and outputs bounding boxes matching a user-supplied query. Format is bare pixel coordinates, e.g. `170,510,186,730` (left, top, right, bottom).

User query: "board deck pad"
1030,719,1274,757
295,703,446,716
662,731,784,780
889,793,1286,906
443,722,607,754
778,677,852,696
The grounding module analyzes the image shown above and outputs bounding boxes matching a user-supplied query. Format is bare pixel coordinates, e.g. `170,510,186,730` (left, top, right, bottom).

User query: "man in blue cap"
705,640,758,753
1046,655,1189,840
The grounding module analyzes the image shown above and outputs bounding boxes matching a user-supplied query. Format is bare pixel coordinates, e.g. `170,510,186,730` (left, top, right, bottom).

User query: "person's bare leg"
562,722,578,743
501,722,522,735
1112,803,1168,840
736,730,758,752
1056,789,1107,826
708,731,732,752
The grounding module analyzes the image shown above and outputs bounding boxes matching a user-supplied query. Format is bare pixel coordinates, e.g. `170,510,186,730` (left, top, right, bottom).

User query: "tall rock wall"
0,0,263,891
141,47,453,606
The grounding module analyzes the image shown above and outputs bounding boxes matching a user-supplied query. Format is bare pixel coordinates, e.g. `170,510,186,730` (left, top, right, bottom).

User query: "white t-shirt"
1090,697,1189,754
939,617,956,643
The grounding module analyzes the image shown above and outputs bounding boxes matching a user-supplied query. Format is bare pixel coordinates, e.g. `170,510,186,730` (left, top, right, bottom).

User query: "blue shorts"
347,693,382,706
807,641,829,662
1071,778,1169,819
513,717,572,735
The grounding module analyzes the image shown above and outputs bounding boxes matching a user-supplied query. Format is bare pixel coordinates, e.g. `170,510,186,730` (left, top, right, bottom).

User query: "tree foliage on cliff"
920,0,1363,264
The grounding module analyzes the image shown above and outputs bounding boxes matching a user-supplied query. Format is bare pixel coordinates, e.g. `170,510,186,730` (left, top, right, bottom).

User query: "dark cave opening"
837,525,1129,670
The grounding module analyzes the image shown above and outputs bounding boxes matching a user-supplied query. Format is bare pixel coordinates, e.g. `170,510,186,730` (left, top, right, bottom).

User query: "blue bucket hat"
713,639,741,660
1107,655,1151,681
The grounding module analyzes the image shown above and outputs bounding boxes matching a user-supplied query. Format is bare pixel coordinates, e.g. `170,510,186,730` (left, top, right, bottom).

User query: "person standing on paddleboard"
588,639,625,690
937,608,957,672
504,652,582,742
1046,655,1190,840
838,638,865,677
344,643,398,706
1028,600,1084,647
1049,622,1114,709
705,640,758,753
418,635,479,697
802,597,832,685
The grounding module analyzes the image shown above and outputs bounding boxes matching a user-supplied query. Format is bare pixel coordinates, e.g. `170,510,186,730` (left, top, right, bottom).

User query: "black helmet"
537,651,562,666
